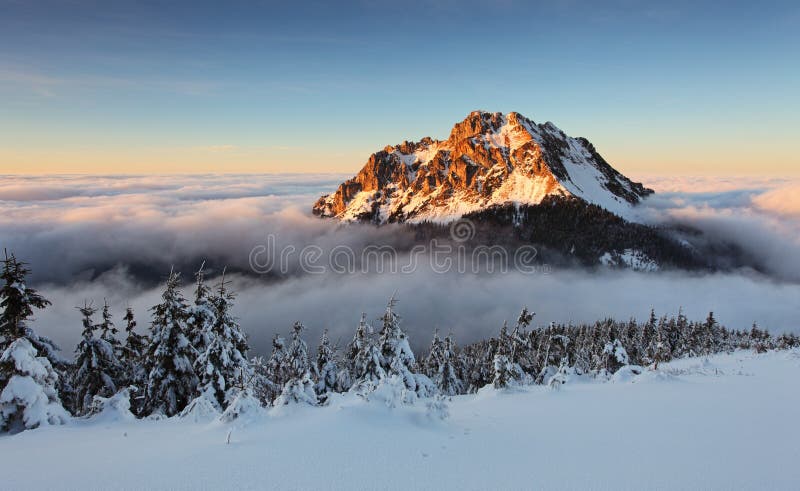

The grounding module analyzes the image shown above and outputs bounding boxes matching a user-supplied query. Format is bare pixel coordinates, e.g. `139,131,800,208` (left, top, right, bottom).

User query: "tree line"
1,251,797,433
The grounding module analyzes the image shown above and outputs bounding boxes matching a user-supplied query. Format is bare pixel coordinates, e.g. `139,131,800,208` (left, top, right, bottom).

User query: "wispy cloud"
194,144,238,153
0,66,218,97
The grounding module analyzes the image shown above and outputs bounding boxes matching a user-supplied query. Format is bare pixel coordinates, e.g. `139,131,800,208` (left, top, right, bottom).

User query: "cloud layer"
2,173,799,357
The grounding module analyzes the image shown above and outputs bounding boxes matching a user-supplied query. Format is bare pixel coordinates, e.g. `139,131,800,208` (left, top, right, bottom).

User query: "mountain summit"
313,111,653,223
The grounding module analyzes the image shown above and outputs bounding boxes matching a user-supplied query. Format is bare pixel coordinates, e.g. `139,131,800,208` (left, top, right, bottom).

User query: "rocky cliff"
313,111,652,223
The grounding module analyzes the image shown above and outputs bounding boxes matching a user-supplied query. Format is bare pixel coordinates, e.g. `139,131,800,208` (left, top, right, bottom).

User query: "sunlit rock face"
313,111,652,224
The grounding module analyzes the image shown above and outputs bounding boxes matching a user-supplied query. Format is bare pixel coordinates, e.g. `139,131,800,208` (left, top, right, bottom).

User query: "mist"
2,173,799,358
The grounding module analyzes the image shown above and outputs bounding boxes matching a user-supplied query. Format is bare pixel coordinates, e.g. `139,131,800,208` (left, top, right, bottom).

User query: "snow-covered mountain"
313,111,653,223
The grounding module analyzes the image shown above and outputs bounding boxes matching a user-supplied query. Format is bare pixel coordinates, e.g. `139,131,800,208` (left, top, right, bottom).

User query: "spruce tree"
249,355,280,406
651,317,672,369
194,273,250,409
639,308,657,364
275,322,317,405
267,334,290,392
186,263,214,361
73,303,121,415
0,251,71,423
99,300,121,350
601,338,629,373
143,269,198,417
120,306,148,389
424,329,445,380
434,332,463,396
0,337,69,432
378,297,418,391
351,314,385,390
702,312,718,356
0,251,51,349
510,307,534,363
493,322,522,388
315,329,338,397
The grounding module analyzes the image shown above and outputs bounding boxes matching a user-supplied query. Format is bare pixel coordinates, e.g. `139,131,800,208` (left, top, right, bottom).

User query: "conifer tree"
186,263,214,361
424,329,444,379
143,269,198,417
378,297,420,392
572,325,592,375
73,303,121,415
346,313,369,375
315,329,338,397
0,337,69,432
99,300,121,351
493,322,522,388
120,307,148,389
194,273,250,409
249,356,279,406
751,322,769,353
0,252,65,367
433,332,463,396
267,334,290,392
351,314,385,390
275,322,317,405
702,312,718,356
0,251,71,423
510,307,534,363
601,338,629,373
639,308,657,364
651,317,672,369
0,251,51,350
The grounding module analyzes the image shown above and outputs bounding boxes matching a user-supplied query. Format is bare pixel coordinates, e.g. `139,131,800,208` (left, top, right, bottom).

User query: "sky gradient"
1,0,798,175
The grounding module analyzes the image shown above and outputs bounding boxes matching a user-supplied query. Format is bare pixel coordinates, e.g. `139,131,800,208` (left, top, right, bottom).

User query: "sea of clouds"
1,173,798,355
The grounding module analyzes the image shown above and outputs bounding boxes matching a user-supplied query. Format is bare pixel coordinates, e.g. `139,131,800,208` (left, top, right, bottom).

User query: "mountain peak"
313,111,653,224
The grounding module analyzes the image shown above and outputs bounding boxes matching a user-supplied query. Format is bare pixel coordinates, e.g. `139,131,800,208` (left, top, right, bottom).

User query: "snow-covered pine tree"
702,312,719,356
0,251,51,351
186,262,214,363
639,308,657,365
0,252,67,367
510,307,534,363
673,307,690,357
0,251,73,418
650,316,672,370
433,332,463,396
73,303,122,415
194,272,250,409
548,356,572,389
463,338,494,392
315,329,338,398
345,313,369,379
751,322,769,353
275,322,317,405
267,334,290,393
99,300,121,353
378,297,419,392
248,354,292,408
350,313,385,391
572,325,592,375
601,338,629,373
423,329,445,380
120,307,148,388
0,337,69,432
622,318,641,364
493,322,522,388
143,269,198,417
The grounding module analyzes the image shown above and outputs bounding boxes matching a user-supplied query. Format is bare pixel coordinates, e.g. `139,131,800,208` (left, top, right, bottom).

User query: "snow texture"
1,349,798,489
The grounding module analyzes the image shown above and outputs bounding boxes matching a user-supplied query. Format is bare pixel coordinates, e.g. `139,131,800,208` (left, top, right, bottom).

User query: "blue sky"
1,0,798,174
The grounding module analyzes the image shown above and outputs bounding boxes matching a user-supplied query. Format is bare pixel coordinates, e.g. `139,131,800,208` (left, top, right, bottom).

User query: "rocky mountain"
313,111,653,224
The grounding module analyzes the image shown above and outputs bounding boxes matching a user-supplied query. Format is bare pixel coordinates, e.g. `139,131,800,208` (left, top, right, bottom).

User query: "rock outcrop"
313,111,652,223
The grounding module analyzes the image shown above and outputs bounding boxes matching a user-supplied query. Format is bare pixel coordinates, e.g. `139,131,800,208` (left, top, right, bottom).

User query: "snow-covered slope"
2,349,798,490
313,111,653,223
